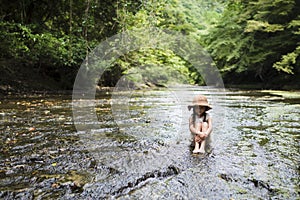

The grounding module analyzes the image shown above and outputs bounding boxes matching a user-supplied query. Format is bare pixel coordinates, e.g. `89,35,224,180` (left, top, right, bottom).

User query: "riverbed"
0,86,299,199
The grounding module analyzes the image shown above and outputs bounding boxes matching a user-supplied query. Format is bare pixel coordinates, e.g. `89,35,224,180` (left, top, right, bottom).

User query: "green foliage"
204,0,300,84
0,0,227,89
116,48,193,87
273,46,300,74
112,0,225,87
0,0,129,88
245,20,284,32
0,22,86,67
1,0,298,90
204,1,248,73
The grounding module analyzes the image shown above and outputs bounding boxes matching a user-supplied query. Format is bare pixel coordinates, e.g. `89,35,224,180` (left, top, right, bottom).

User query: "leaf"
273,46,300,74
245,20,284,32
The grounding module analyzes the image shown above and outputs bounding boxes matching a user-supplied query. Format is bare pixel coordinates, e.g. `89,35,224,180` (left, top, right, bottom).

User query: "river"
0,86,299,199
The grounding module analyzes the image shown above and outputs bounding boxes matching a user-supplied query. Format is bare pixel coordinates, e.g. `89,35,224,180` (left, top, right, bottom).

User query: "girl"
188,95,212,154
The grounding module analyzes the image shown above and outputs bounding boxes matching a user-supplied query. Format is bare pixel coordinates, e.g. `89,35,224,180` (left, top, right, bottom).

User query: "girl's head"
188,95,212,115
193,105,208,115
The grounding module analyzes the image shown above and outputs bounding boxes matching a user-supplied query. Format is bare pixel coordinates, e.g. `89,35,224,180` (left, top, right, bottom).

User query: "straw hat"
188,95,212,111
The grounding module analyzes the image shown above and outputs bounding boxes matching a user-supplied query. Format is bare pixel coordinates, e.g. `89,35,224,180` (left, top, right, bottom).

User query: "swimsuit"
194,113,209,123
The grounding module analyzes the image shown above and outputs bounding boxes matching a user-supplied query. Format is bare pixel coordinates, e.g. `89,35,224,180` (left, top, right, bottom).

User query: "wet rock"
111,165,181,197
28,155,44,163
38,177,57,189
0,191,14,199
60,181,83,193
219,173,233,182
247,178,274,192
14,190,34,200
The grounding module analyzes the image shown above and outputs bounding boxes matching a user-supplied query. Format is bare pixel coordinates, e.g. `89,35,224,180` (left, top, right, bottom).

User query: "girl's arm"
189,117,199,135
205,117,213,136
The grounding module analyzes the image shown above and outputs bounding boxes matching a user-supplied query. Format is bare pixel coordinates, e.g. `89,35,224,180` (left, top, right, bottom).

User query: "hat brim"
188,104,212,111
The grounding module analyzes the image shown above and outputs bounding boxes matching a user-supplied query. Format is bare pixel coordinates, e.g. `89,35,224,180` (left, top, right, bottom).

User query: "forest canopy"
0,0,299,92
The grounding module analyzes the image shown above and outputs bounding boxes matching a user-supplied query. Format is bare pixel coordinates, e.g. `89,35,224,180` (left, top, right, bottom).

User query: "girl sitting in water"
188,95,213,154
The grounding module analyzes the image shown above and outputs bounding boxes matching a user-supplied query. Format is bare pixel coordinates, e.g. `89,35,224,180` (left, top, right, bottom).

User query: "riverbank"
1,65,299,96
0,64,64,95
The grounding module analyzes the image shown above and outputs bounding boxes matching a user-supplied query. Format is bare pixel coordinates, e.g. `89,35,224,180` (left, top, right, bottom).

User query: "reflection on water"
0,87,299,199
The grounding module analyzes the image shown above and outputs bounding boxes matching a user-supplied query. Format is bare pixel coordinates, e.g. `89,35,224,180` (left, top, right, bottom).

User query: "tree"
109,0,226,87
0,0,140,89
204,0,300,87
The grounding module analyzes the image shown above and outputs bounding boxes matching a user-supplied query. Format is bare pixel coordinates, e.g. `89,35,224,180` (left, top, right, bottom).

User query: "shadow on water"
0,87,299,199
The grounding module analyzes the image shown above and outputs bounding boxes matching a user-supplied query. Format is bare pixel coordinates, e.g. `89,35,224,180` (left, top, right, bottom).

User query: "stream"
0,86,299,199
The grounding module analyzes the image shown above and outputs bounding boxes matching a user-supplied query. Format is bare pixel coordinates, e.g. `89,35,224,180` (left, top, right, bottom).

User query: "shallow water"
0,87,299,199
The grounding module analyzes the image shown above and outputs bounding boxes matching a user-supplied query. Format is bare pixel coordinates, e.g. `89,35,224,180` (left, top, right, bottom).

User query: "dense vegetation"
0,0,299,92
204,0,300,88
